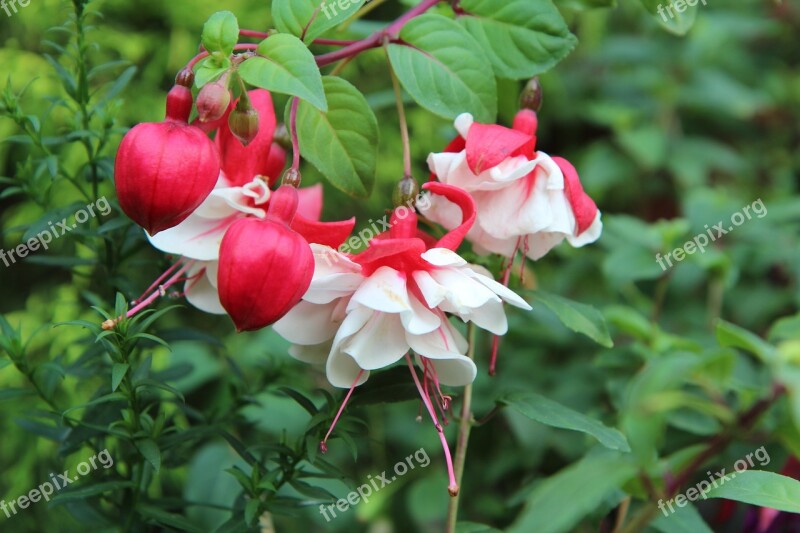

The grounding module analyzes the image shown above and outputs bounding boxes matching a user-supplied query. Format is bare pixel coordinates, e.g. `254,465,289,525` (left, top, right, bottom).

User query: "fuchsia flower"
273,182,531,495
122,89,354,326
114,84,221,235
421,110,602,260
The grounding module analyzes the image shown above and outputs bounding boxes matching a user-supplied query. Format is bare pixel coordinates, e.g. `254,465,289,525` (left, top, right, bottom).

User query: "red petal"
465,123,531,175
422,182,476,251
512,109,538,159
216,89,277,186
552,156,598,235
291,215,356,249
429,135,466,182
296,183,323,221
353,238,428,276
263,143,287,186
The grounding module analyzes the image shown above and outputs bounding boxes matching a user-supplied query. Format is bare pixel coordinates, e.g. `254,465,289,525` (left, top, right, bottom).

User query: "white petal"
566,211,603,247
416,353,477,387
184,263,225,314
461,298,508,335
349,266,411,313
273,300,341,345
406,317,468,359
326,347,370,389
400,294,441,335
413,270,447,308
305,273,364,305
466,269,532,310
342,312,409,370
524,231,568,260
454,113,474,139
421,248,468,267
289,342,331,364
147,213,238,261
429,268,499,311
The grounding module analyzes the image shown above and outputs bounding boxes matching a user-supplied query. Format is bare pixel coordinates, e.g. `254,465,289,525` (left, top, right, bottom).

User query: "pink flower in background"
422,110,602,260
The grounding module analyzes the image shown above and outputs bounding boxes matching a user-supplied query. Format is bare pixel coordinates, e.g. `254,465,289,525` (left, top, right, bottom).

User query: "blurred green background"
1,0,799,531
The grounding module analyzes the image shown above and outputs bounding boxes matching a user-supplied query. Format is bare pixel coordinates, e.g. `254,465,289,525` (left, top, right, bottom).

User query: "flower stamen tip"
448,484,460,497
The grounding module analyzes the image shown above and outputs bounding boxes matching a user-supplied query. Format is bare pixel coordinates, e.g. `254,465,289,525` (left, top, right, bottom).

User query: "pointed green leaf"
111,363,129,392
272,0,366,42
202,11,239,56
291,76,378,197
705,470,800,513
500,392,630,452
458,0,577,79
136,438,162,472
531,290,614,348
387,14,497,123
239,34,327,111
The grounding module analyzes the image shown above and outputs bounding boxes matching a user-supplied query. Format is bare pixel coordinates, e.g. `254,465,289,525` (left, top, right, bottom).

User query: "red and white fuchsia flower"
116,88,353,328
421,110,602,260
273,182,531,495
114,82,221,236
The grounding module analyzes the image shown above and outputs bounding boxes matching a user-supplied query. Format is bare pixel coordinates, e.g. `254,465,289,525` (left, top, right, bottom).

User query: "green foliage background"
1,0,799,531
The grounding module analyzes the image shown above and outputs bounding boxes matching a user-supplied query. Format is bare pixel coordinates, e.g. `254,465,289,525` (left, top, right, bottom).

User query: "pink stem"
313,38,358,46
405,353,459,496
125,260,195,319
184,44,259,70
290,97,301,171
489,237,522,376
134,259,184,304
239,29,270,39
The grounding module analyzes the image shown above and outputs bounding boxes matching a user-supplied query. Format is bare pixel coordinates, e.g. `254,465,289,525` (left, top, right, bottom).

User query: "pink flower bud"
196,81,231,123
217,186,314,331
114,107,221,235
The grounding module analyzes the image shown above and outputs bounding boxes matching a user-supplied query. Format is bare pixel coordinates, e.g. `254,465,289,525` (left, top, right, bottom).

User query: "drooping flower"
113,89,353,326
218,186,315,331
273,182,531,495
114,83,221,235
421,110,602,261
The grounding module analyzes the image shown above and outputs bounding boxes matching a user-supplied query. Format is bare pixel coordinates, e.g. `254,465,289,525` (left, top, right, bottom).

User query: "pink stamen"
405,353,459,497
125,260,196,319
490,237,523,376
320,369,365,453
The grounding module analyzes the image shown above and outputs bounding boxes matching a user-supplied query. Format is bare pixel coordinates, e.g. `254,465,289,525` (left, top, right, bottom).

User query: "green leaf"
136,438,162,472
651,502,713,533
705,470,800,513
387,14,497,123
201,11,239,56
716,319,776,364
458,0,577,79
111,363,129,392
194,56,232,88
531,290,613,348
638,0,700,35
244,498,261,525
0,388,36,402
239,34,327,111
137,504,206,533
49,481,135,506
508,453,636,533
272,0,366,42
291,76,378,197
500,392,630,452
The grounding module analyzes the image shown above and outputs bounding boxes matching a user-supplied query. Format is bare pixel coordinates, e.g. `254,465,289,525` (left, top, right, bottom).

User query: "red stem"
315,0,443,67
290,97,300,171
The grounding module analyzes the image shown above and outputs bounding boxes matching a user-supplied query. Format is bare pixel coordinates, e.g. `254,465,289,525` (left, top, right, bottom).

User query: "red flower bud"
196,81,231,123
217,186,314,331
114,104,221,235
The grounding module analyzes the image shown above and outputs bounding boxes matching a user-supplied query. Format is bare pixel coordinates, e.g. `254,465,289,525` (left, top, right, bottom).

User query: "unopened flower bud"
281,168,301,188
228,100,260,146
175,67,195,88
165,84,193,123
197,81,231,123
520,76,543,112
393,175,419,208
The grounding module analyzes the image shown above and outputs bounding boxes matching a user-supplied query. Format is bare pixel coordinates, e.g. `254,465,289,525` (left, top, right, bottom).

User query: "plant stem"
290,98,300,171
384,40,412,178
445,324,476,533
